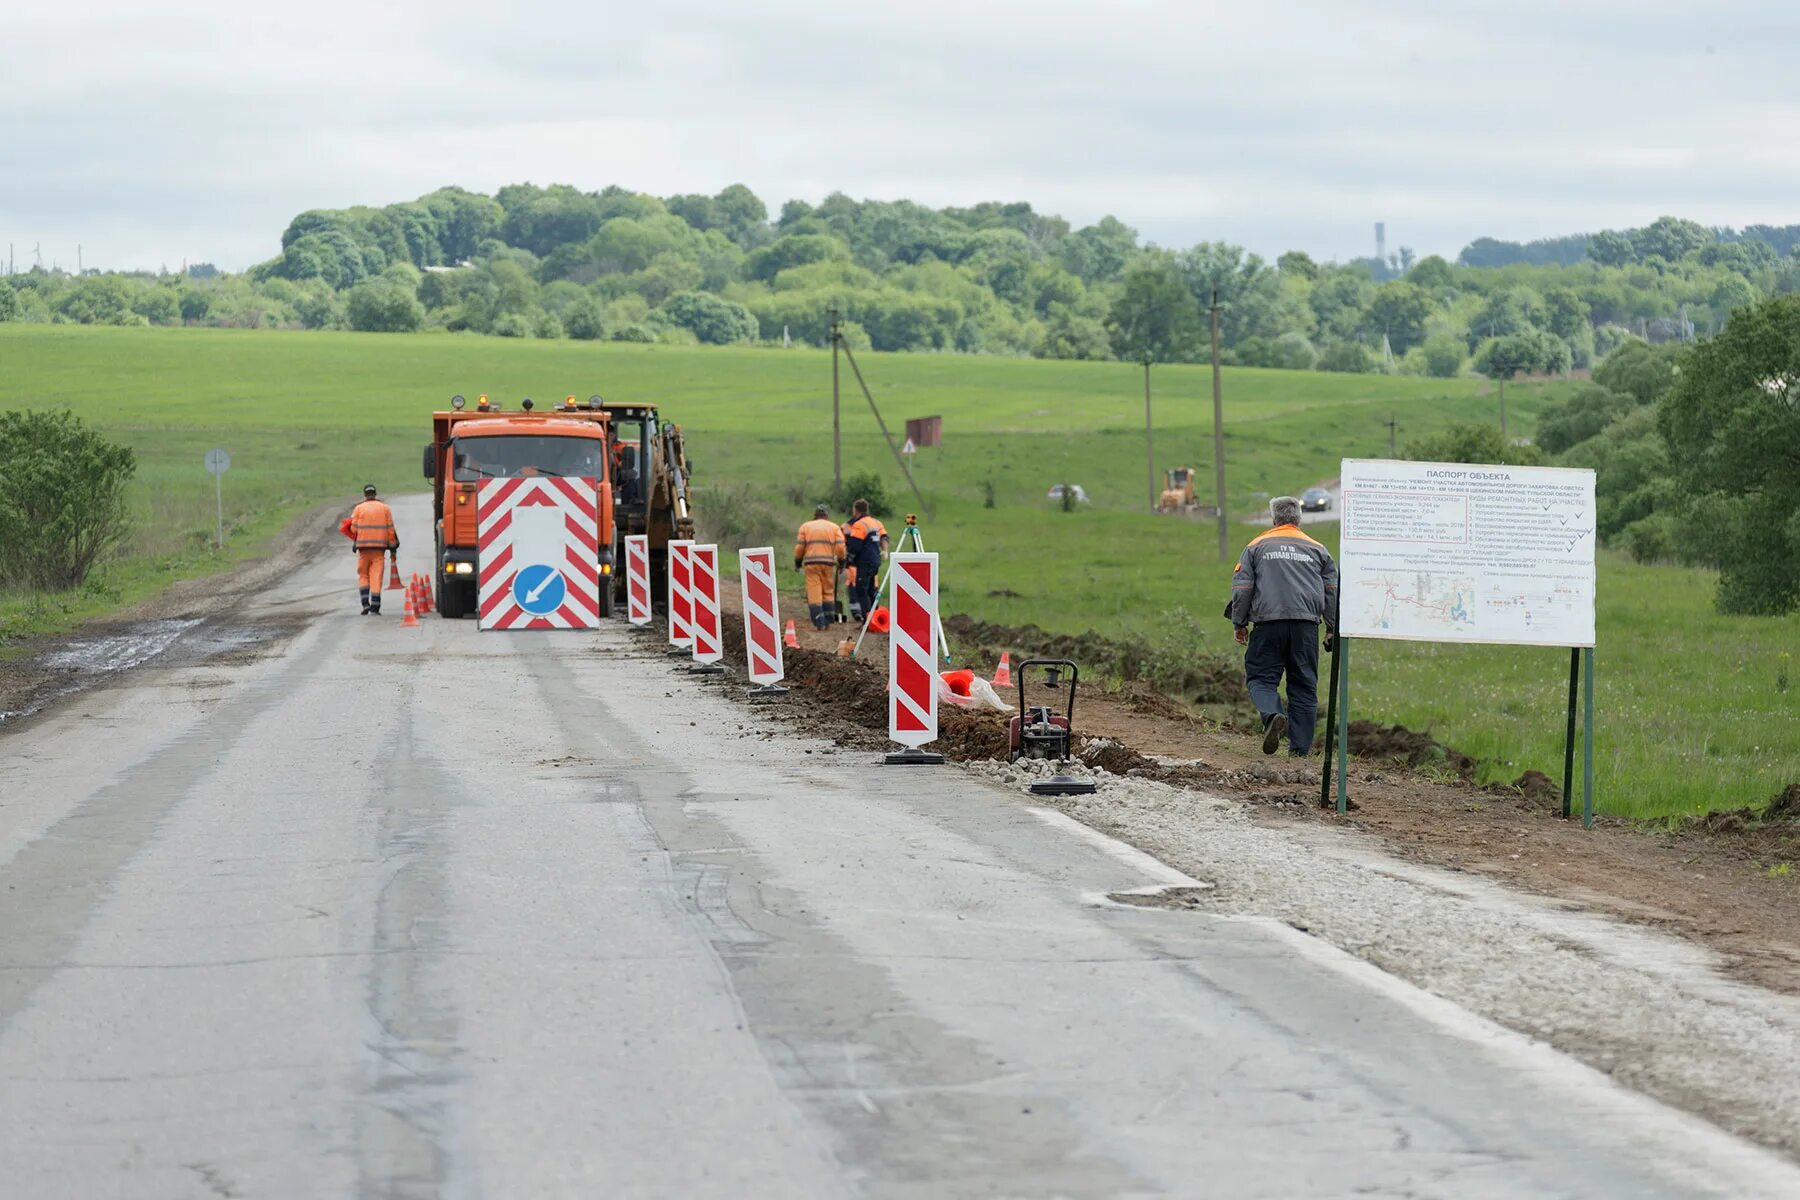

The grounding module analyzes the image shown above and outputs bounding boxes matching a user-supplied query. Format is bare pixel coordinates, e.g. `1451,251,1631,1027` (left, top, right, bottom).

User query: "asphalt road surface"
3,497,1795,1198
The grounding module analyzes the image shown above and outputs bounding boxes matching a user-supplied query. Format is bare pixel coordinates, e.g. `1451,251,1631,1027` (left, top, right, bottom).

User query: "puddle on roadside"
42,618,203,673
0,617,294,729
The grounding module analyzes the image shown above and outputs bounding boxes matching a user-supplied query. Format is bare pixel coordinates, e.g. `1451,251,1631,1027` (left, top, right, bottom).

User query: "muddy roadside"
0,502,341,726
712,592,1800,997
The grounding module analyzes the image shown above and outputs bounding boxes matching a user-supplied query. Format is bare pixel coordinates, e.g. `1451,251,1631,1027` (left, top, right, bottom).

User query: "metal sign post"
204,448,231,550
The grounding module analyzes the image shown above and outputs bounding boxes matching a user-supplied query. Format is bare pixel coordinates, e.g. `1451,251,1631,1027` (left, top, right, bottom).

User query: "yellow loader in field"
1157,467,1200,513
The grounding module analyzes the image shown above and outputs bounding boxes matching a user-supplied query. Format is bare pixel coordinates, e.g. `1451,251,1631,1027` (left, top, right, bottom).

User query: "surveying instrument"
850,514,949,664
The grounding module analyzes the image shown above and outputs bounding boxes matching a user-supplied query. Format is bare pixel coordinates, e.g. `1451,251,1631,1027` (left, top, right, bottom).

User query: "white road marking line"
1025,807,1202,888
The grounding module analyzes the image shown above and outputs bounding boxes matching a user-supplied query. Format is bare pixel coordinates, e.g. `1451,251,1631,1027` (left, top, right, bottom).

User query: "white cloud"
2,0,1797,270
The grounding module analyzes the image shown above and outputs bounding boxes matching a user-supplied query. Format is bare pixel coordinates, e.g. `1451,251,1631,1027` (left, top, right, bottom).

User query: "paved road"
3,497,1795,1198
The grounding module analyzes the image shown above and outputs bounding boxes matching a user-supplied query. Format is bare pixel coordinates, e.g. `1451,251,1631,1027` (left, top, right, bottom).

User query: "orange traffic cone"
992,651,1012,688
386,554,403,591
783,619,800,648
400,595,419,627
419,577,433,614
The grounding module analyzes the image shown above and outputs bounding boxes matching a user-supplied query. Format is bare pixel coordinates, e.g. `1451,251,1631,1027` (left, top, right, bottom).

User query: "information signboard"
1338,458,1596,648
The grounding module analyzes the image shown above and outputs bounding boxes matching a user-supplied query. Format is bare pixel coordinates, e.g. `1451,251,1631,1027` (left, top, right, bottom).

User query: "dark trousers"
1245,620,1321,754
853,563,879,618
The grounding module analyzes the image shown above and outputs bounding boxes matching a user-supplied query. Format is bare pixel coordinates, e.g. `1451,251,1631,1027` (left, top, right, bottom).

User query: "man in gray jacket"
1228,496,1338,755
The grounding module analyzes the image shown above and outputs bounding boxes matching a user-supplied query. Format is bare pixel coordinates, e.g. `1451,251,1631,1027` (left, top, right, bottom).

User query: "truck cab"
422,395,616,618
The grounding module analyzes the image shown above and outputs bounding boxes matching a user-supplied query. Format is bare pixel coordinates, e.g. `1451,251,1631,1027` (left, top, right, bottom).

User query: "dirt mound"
1689,783,1800,833
1347,720,1477,775
1116,680,1196,722
1486,769,1561,807
717,610,1009,759
1078,738,1164,776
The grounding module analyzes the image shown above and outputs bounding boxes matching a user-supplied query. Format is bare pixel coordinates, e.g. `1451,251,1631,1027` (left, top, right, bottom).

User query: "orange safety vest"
794,517,846,566
350,499,398,551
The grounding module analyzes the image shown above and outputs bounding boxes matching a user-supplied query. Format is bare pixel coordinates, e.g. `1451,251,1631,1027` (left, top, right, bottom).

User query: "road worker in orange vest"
842,499,888,623
348,484,399,615
794,504,847,629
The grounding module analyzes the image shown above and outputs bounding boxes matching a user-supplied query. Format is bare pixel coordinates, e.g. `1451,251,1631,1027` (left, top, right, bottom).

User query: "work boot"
1261,713,1287,755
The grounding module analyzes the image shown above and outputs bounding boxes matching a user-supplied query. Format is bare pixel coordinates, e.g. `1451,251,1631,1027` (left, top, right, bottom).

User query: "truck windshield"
452,436,603,481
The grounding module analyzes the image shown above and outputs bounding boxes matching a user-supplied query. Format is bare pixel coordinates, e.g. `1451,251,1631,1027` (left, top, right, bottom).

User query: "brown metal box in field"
904,416,942,447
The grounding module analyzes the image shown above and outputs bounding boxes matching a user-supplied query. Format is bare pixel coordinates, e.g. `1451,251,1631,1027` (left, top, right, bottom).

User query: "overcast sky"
4,0,1798,273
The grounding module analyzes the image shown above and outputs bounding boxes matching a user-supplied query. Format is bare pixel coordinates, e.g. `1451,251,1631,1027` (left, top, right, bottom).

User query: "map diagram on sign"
1356,573,1477,635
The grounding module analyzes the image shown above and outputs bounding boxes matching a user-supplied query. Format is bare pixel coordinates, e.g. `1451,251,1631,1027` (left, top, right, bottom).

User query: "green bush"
563,297,606,340
824,470,893,518
1316,341,1373,374
492,311,533,338
344,280,424,332
0,410,137,589
611,322,656,343
1405,421,1543,467
661,290,759,345
1419,333,1465,378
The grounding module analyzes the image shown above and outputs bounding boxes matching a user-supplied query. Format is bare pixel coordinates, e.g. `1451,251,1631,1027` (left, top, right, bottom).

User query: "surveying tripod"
849,514,950,663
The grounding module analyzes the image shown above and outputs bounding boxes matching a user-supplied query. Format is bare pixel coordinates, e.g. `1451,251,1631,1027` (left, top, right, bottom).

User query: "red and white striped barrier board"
667,539,694,649
689,544,723,665
624,534,652,625
738,547,784,685
888,552,939,748
475,477,602,631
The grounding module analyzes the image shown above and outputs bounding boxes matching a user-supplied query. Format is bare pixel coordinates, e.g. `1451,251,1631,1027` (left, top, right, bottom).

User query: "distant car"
1301,487,1332,512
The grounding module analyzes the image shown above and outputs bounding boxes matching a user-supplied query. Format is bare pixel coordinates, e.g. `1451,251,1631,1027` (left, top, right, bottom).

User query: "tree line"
5,188,1800,381
1405,293,1800,616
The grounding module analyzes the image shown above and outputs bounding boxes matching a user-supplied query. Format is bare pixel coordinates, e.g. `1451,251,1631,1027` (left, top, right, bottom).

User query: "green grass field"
3,324,1795,819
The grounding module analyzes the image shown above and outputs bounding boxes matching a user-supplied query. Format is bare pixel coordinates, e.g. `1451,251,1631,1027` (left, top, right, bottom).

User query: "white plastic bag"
938,672,1013,712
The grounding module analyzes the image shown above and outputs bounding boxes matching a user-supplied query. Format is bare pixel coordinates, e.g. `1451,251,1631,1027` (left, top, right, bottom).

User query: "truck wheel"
439,576,467,619
598,577,615,619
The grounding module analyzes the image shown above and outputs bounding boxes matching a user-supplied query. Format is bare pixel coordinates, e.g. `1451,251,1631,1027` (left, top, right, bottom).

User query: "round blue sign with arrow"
512,564,566,615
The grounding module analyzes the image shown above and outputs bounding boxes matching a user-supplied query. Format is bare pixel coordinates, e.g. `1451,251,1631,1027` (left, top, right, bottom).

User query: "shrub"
0,410,137,589
492,311,533,338
824,470,894,518
344,280,424,332
563,297,606,340
1419,333,1465,378
1316,341,1374,373
611,323,656,343
661,290,759,344
1404,422,1543,467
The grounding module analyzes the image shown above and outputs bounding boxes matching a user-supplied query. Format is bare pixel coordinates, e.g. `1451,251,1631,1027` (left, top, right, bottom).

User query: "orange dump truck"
422,394,616,618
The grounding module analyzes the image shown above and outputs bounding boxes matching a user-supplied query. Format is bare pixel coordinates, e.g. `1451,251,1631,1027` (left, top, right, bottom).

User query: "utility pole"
828,308,841,491
1208,287,1228,564
1143,357,1156,511
1386,413,1399,458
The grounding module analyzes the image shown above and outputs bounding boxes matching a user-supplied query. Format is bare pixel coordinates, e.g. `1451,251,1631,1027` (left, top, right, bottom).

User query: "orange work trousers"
356,549,387,594
803,562,837,605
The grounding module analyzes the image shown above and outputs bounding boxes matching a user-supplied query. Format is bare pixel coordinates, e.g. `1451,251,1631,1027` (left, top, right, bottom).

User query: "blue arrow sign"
512,564,566,615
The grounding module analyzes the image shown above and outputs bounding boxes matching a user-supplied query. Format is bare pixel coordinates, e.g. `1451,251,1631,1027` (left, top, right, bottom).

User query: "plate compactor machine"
1006,659,1098,797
